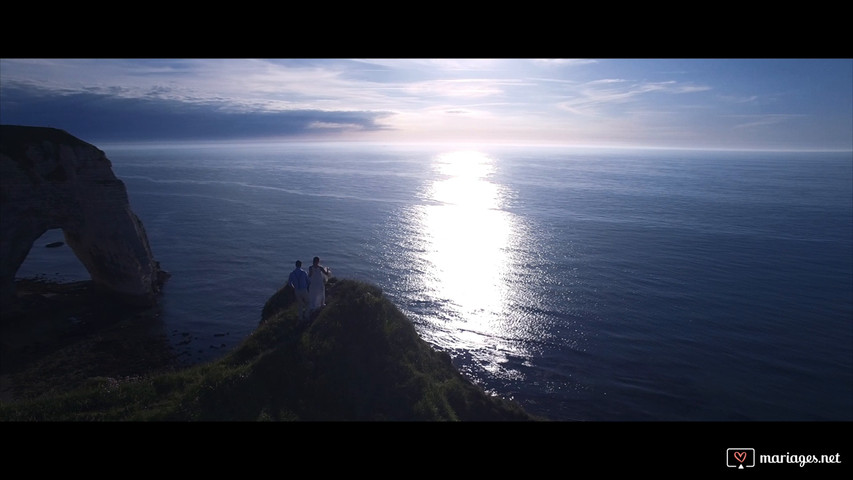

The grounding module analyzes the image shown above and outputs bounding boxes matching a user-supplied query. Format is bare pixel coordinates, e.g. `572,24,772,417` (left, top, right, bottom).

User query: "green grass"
0,279,541,421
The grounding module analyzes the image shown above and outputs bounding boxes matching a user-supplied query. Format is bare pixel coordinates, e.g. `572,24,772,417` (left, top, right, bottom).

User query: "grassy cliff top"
1,278,539,421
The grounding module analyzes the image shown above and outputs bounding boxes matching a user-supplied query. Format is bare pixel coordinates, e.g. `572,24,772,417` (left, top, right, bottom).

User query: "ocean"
16,142,853,421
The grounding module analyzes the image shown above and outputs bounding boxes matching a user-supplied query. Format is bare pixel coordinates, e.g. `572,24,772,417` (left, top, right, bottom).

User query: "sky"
1,58,851,151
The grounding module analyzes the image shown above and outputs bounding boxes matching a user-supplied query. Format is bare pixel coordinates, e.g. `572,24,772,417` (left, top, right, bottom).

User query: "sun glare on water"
415,150,528,373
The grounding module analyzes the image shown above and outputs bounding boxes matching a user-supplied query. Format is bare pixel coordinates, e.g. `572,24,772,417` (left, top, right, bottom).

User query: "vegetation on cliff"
0,278,539,421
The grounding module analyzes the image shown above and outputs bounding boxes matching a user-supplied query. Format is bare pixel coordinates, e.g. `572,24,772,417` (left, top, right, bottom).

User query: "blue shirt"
288,268,309,290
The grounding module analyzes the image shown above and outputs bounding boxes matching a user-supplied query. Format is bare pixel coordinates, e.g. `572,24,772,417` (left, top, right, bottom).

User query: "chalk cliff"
0,125,166,307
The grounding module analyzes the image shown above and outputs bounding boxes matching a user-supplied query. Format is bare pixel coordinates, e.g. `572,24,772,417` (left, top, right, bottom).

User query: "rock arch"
1,125,167,307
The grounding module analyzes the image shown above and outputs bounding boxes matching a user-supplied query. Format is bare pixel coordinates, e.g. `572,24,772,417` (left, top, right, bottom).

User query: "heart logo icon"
734,451,747,463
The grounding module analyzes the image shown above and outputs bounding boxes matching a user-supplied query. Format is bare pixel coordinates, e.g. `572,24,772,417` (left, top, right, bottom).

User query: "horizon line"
92,137,853,154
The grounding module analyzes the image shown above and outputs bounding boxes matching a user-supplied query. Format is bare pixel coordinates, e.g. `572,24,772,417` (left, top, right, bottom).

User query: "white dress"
309,265,329,309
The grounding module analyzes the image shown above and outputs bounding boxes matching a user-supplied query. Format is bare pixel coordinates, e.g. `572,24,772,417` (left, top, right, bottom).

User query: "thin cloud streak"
730,114,809,129
558,79,713,115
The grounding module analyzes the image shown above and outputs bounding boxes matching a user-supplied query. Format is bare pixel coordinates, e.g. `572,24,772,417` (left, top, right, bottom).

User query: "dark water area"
16,142,853,422
0,278,177,401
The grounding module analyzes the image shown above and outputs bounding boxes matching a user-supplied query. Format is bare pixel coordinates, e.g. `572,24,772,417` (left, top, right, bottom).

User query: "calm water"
17,142,853,421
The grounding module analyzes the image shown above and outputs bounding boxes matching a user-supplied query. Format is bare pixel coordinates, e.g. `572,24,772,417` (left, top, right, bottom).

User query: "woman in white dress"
308,256,330,310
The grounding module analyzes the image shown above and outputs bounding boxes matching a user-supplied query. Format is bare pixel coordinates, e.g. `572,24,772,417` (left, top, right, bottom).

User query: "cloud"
0,81,392,142
2,58,849,150
530,59,599,67
404,78,525,99
718,94,760,105
556,79,712,116
729,114,808,129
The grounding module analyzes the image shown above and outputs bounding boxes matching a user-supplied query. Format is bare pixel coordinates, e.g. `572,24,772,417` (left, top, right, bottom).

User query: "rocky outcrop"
0,125,167,307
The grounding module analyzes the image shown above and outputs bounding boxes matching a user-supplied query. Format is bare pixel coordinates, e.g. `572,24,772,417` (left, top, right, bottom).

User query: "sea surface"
17,142,853,421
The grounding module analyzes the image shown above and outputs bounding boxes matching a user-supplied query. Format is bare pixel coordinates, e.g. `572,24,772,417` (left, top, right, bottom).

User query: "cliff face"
0,125,166,307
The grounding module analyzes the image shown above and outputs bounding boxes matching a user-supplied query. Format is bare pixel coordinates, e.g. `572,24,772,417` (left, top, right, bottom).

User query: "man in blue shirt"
288,260,311,322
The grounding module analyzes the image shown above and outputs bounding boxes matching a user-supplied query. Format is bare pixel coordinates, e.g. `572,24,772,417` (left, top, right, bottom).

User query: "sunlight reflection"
418,150,524,366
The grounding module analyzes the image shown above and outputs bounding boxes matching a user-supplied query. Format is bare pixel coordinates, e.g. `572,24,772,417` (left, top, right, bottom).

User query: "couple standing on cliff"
288,256,331,322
